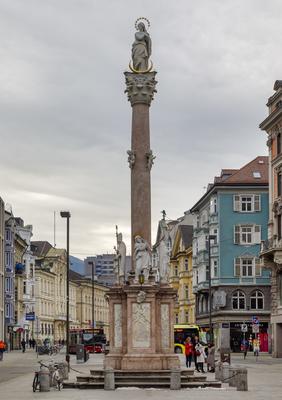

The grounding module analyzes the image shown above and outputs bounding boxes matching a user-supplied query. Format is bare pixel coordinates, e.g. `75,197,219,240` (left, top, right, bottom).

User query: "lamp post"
207,234,216,343
89,261,95,335
60,211,71,372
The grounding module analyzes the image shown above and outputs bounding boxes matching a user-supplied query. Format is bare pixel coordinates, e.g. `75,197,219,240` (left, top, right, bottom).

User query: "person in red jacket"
184,337,193,368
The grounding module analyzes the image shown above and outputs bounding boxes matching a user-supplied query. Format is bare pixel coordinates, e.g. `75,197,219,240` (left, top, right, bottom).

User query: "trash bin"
39,368,50,392
76,344,85,363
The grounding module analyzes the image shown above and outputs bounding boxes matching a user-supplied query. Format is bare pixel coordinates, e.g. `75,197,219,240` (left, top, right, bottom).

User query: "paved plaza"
0,350,281,399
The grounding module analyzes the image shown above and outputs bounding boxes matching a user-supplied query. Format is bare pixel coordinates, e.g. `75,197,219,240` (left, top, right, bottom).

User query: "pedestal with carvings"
104,283,180,370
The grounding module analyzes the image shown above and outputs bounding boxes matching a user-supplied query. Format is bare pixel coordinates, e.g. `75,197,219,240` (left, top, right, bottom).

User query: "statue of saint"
158,218,170,283
132,22,152,72
134,235,151,282
114,229,126,284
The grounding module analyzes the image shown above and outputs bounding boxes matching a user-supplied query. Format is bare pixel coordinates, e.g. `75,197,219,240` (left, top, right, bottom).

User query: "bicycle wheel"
32,374,39,392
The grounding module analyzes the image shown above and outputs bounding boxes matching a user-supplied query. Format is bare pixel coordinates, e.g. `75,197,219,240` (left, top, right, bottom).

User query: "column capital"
124,71,157,106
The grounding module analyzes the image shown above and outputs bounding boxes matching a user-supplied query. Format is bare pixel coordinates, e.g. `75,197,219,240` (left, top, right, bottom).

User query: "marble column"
124,71,157,271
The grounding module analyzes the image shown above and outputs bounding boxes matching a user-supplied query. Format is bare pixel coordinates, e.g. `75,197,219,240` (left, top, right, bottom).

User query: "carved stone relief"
161,303,170,349
132,302,151,348
114,303,122,348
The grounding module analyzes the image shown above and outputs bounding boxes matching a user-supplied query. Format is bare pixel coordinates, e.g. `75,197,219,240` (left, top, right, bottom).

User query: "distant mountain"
70,255,85,275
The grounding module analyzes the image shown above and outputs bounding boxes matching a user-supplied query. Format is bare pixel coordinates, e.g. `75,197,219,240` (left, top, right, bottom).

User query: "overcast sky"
0,0,281,258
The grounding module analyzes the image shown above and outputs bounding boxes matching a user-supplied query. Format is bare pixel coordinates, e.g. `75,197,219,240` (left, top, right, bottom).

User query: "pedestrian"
195,342,207,373
207,342,215,372
32,338,36,349
21,338,26,353
0,340,6,361
242,338,249,359
192,335,199,372
29,338,32,348
184,337,193,368
62,338,65,347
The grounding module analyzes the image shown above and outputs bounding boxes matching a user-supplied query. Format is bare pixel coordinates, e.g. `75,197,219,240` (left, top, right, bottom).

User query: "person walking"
195,342,207,373
29,338,32,348
207,342,215,372
192,335,199,372
0,340,5,361
242,338,249,359
21,338,26,353
184,337,193,368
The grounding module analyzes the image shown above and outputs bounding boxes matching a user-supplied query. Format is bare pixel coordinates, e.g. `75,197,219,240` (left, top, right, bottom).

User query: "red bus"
69,328,106,354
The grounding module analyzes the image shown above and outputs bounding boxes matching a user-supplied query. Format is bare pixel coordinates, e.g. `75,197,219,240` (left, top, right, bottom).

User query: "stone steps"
63,369,221,390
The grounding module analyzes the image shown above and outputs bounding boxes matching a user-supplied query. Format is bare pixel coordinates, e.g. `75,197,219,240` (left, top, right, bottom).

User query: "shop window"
250,290,264,310
232,290,246,310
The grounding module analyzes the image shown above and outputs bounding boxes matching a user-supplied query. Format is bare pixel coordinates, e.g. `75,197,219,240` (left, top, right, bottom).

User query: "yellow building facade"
170,225,195,325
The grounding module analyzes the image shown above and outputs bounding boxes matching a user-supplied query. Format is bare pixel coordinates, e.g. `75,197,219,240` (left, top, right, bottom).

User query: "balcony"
260,237,282,261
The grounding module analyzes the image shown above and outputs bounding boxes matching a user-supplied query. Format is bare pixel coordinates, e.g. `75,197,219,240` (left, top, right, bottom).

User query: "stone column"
124,72,157,271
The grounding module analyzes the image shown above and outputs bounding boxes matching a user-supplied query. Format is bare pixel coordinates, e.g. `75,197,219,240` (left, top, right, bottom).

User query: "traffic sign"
252,324,260,334
252,316,259,324
241,323,248,332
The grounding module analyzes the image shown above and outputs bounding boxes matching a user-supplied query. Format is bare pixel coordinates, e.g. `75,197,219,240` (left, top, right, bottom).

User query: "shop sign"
241,323,248,332
25,312,35,321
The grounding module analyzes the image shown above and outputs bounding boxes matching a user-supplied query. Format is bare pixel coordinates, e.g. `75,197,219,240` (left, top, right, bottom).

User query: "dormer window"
253,172,261,178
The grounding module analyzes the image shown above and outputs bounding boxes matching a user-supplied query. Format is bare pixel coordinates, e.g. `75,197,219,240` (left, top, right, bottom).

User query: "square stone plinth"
105,283,180,371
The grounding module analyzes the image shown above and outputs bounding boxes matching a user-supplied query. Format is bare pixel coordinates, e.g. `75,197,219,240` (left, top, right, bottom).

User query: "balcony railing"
261,237,282,253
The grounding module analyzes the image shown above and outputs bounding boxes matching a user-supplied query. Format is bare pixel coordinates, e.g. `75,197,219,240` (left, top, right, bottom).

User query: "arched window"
232,290,246,310
250,290,264,310
174,265,178,276
184,259,189,271
185,285,189,299
175,313,179,324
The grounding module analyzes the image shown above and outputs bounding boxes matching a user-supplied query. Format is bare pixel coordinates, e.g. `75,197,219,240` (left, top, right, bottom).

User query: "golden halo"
135,17,150,30
129,60,153,74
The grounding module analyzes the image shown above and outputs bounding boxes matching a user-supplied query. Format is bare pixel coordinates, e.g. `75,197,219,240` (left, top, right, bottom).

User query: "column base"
104,353,180,371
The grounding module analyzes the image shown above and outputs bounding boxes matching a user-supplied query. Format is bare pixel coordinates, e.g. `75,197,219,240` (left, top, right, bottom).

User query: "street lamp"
88,261,95,335
60,210,71,372
207,234,216,343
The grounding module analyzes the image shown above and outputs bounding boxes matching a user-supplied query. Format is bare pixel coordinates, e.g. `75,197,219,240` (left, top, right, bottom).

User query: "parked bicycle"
32,360,63,392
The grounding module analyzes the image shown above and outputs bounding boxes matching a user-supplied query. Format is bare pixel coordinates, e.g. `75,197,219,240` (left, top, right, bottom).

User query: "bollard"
170,369,181,390
104,369,115,390
234,368,248,391
221,364,230,382
228,366,237,387
39,368,50,392
215,362,222,381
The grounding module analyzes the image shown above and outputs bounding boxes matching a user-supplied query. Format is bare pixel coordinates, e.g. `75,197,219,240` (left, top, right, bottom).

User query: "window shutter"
234,195,240,212
234,258,240,277
255,258,261,276
254,195,261,212
234,225,240,244
254,225,261,244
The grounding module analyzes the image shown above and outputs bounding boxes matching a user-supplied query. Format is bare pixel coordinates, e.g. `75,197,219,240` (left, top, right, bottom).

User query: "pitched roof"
31,241,53,257
46,247,66,258
69,270,84,281
222,156,268,184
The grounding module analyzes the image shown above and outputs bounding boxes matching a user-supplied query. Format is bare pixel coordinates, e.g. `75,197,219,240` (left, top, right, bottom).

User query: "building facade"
0,198,4,341
85,254,131,287
191,157,271,351
170,225,195,324
260,80,282,357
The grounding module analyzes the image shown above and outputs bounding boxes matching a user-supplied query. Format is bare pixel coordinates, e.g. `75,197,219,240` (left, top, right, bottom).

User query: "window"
278,215,282,240
184,259,188,271
234,257,261,277
23,281,27,295
250,291,264,309
278,173,282,197
174,265,178,276
253,172,261,179
175,313,179,324
213,260,218,277
185,311,189,323
210,197,217,214
277,133,281,155
279,274,282,306
233,194,261,212
232,290,246,310
234,225,261,245
185,285,189,299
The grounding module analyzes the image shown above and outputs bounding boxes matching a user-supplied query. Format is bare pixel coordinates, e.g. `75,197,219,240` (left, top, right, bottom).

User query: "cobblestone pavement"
0,350,281,400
